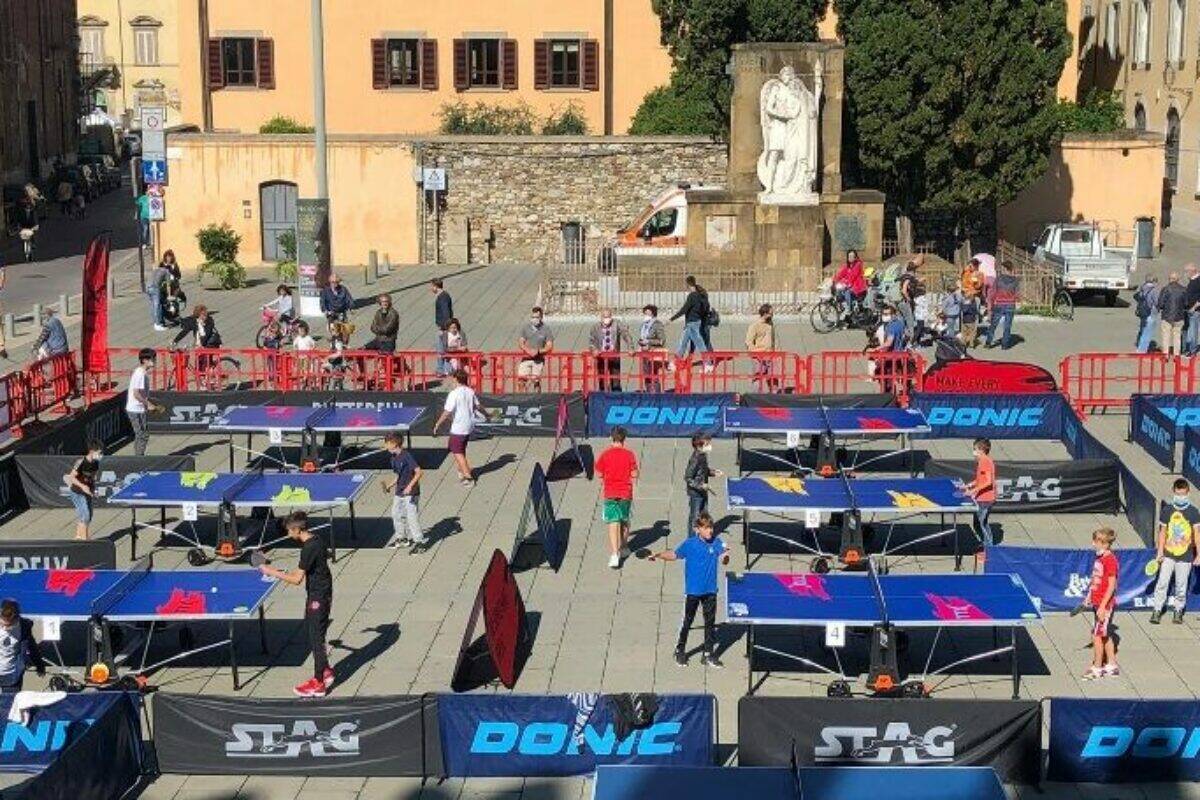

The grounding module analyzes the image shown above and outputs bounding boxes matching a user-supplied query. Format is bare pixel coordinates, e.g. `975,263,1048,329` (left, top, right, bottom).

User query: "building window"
550,40,580,87
387,39,420,86
469,39,500,87
1105,1,1120,58
222,38,257,86
1134,101,1147,131
79,25,105,64
134,26,158,66
1168,0,1186,61
1167,109,1181,188
1133,0,1151,65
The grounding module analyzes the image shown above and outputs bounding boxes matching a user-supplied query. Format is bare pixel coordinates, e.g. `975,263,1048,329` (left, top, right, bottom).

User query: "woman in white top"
432,368,479,485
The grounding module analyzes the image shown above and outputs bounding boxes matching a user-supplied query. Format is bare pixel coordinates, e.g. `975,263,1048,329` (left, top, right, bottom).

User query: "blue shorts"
69,491,92,524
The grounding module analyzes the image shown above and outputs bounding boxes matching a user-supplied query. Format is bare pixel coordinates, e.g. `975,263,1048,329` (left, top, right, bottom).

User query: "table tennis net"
90,557,151,617
221,467,264,505
304,405,336,430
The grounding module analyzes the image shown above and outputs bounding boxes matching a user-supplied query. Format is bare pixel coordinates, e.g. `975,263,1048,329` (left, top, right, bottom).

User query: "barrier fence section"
84,347,908,400
1061,353,1198,414
0,350,79,437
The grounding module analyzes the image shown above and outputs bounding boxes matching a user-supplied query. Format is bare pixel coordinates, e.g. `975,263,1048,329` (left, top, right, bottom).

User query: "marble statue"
756,62,822,205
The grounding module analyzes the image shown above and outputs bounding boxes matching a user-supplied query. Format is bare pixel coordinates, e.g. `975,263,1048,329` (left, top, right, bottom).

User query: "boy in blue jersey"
650,512,729,668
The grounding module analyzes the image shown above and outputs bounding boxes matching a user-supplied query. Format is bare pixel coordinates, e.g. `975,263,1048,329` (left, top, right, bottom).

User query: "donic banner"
908,393,1066,439
438,693,714,777
1049,698,1200,782
586,393,735,438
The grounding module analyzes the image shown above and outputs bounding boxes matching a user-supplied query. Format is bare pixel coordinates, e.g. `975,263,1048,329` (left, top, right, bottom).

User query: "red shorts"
1092,607,1114,638
448,433,469,455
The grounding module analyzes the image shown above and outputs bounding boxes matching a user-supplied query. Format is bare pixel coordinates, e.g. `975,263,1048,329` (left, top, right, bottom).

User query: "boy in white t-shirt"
432,368,479,485
126,348,161,456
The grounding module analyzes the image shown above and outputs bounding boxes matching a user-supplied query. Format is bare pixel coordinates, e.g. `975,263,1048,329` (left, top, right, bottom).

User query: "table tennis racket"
1146,559,1161,577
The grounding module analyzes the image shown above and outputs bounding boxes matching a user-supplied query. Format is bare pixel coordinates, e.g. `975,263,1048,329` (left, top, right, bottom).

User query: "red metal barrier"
0,351,80,437
1060,352,1198,413
810,350,926,404
484,352,580,394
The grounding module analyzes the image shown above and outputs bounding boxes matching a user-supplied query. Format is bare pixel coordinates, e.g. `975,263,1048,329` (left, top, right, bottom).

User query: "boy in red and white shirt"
1083,527,1119,679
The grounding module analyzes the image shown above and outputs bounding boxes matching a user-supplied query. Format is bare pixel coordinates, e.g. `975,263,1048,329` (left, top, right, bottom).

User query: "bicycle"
1052,282,1074,321
255,307,303,348
810,281,882,334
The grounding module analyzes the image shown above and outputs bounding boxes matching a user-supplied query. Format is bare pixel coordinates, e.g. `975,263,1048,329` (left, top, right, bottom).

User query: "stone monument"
682,42,885,292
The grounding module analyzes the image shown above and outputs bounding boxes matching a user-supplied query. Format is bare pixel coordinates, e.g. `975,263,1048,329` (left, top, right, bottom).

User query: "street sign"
141,106,166,132
147,184,164,198
422,168,446,191
142,129,166,160
141,159,168,185
148,194,166,222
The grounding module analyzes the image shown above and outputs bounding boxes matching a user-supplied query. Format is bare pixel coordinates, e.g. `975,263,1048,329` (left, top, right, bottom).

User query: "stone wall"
418,137,728,264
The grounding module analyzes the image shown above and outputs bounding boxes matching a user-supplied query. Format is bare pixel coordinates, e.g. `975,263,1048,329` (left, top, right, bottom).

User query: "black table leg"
746,626,754,695
230,621,240,691
259,606,268,654
1010,626,1019,699
130,510,138,560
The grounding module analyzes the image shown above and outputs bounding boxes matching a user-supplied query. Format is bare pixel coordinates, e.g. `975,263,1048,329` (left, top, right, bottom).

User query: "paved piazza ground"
4,246,1200,799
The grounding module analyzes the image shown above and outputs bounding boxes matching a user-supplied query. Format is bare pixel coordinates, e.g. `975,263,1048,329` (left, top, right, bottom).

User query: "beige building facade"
176,0,672,135
78,0,182,128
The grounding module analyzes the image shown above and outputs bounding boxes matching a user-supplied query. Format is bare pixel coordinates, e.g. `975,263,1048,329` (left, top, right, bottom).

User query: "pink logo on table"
857,416,897,430
774,574,831,601
344,415,375,427
925,593,991,621
266,406,302,419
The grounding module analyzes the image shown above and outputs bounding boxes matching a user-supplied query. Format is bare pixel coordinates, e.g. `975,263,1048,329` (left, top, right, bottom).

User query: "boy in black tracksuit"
259,512,334,697
684,436,722,534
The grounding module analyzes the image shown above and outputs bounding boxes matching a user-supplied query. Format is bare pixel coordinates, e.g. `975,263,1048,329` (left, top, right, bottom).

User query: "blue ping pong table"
0,560,279,689
727,475,977,571
726,569,1041,698
210,405,426,471
110,470,369,562
592,765,1007,800
724,405,930,476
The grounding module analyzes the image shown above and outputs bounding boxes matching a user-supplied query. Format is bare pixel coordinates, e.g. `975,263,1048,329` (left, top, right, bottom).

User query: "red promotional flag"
80,233,111,376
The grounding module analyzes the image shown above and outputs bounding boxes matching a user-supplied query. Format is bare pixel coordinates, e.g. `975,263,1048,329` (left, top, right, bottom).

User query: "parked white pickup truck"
1032,222,1138,306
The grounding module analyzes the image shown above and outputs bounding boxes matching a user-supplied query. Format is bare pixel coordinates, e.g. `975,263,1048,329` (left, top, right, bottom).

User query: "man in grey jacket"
588,309,632,392
1159,272,1189,356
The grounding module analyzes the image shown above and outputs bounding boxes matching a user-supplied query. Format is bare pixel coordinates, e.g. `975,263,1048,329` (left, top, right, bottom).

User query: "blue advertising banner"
1131,396,1178,470
908,393,1066,439
1130,393,1200,432
438,693,714,777
986,545,1200,612
586,393,736,438
1049,698,1200,782
1186,427,1200,488
0,692,131,772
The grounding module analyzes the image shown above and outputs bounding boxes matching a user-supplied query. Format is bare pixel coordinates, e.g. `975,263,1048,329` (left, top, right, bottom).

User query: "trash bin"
561,222,585,265
1136,216,1156,259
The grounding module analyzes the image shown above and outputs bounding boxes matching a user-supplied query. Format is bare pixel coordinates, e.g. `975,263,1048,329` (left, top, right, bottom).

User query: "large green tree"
834,0,1070,222
644,0,826,136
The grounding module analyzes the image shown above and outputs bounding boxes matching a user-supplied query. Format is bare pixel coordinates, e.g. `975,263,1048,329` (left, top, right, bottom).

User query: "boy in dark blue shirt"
650,512,730,668
382,432,425,549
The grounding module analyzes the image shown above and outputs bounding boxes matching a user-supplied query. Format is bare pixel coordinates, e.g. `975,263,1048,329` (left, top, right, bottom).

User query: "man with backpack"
1134,276,1161,353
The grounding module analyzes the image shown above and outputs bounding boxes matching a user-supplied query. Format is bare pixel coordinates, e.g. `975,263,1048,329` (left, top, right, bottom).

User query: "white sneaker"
153,324,166,331
608,553,621,569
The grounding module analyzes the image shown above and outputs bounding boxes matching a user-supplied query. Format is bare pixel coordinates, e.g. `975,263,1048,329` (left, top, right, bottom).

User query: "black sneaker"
673,649,687,667
701,653,724,669
1150,610,1163,625
1174,610,1185,624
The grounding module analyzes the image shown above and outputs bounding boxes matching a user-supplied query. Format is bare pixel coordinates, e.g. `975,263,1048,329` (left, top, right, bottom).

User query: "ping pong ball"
211,587,217,592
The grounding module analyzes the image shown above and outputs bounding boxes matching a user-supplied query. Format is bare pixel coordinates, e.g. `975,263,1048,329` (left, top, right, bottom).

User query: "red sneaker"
321,667,335,689
293,677,326,697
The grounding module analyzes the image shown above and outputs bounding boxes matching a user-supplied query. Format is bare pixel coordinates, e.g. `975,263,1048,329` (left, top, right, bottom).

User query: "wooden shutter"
371,38,388,89
582,39,599,91
256,38,275,89
421,39,438,90
502,38,518,89
207,38,224,90
453,39,468,90
533,39,549,89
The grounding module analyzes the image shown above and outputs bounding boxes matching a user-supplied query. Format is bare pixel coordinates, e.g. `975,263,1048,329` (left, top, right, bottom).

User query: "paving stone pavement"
5,237,1200,798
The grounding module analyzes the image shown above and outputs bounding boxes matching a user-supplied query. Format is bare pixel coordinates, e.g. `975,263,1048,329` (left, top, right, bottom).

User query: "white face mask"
530,318,541,327
643,313,652,321
602,318,612,327
701,444,713,454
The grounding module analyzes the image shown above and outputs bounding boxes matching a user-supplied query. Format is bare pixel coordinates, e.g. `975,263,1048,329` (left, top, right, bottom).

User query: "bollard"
363,262,373,286
369,250,379,281
32,303,42,325
108,274,118,299
58,294,68,316
2,314,13,341
383,253,391,274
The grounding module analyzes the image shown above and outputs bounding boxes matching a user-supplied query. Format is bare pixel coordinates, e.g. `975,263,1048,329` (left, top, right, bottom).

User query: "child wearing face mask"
1152,477,1200,624
964,438,995,569
684,436,723,534
66,438,103,540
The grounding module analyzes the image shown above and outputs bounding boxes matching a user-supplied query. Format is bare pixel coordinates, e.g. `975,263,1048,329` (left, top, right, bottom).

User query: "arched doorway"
1134,102,1147,132
260,181,298,261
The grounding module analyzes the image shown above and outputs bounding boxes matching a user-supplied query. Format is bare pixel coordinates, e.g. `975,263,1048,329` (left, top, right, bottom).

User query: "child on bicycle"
261,319,284,351
263,285,295,324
